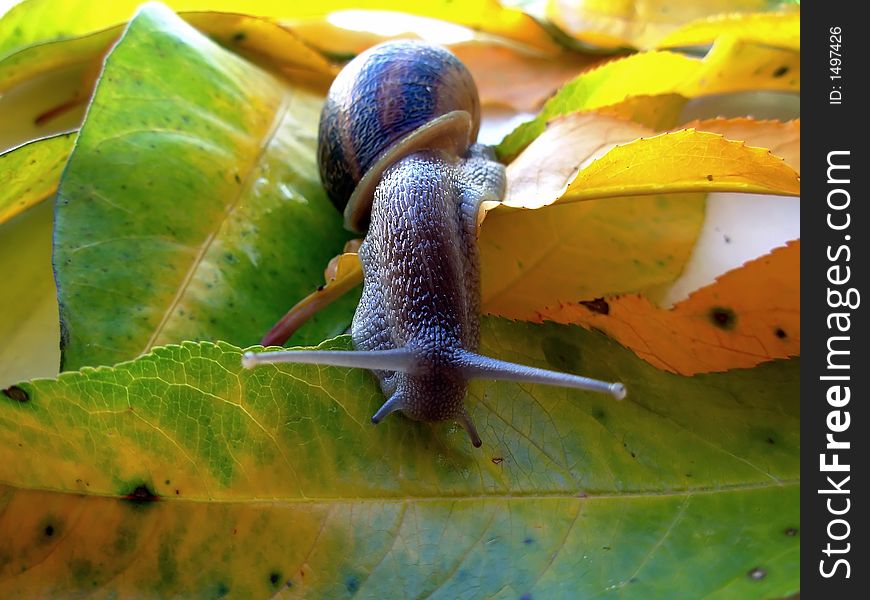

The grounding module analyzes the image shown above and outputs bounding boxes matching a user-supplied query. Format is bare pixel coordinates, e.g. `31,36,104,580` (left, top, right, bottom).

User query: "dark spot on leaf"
579,298,609,315
71,558,94,584
629,577,638,583
316,284,325,292
346,575,359,594
775,327,787,339
175,489,180,495
234,173,241,184
269,572,281,586
709,307,736,330
593,408,607,422
767,437,776,445
232,31,247,42
123,484,159,505
44,525,54,537
3,386,29,402
706,174,714,181
747,567,766,580
685,473,692,478
772,66,789,78
164,479,170,485
603,546,611,550
724,235,731,244
541,337,583,373
215,582,229,598
785,527,798,536
491,456,504,465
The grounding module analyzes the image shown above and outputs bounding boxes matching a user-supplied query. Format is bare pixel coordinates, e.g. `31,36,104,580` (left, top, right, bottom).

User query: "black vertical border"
803,3,868,596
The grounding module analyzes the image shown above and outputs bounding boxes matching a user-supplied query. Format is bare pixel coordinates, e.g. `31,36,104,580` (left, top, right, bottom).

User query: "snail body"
243,41,624,447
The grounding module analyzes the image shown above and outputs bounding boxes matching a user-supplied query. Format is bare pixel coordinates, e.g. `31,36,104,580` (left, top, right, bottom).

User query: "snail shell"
317,40,480,232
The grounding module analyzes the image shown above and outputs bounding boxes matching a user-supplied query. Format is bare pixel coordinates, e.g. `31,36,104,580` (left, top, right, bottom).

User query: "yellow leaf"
497,118,800,212
547,0,798,50
685,117,800,173
480,192,706,320
560,129,800,203
0,50,96,152
594,92,687,131
0,201,60,388
498,37,799,160
658,11,800,51
537,241,800,374
481,115,799,323
682,36,799,96
0,12,339,151
500,113,654,210
0,132,75,225
183,12,338,81
0,0,560,58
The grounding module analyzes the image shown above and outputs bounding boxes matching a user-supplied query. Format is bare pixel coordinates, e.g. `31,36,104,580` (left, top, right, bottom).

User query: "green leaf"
0,132,75,224
0,200,60,388
0,318,798,597
53,4,354,371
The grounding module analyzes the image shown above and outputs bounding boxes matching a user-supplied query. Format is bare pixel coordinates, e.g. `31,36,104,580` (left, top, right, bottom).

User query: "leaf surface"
480,114,799,321
0,319,798,598
558,129,800,202
0,0,559,58
53,4,354,372
0,201,60,388
682,117,800,173
451,41,607,112
498,37,800,160
547,0,798,50
0,132,75,225
658,11,800,51
0,11,337,153
538,241,800,374
480,192,706,321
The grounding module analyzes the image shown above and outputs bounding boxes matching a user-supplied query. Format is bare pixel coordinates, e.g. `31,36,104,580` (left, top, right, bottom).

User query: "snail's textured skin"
318,40,480,215
353,145,505,422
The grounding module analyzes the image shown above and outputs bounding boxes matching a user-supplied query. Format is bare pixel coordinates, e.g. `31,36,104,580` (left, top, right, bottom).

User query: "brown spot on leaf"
491,457,504,465
775,327,787,339
2,386,29,402
706,174,714,181
123,484,159,504
579,298,610,315
709,307,736,330
772,66,789,78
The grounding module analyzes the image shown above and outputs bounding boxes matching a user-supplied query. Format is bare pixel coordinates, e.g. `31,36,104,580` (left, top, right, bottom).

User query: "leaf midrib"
0,479,799,504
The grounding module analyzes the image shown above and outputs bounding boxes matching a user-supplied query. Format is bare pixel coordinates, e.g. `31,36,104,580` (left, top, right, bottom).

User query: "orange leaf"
538,240,800,375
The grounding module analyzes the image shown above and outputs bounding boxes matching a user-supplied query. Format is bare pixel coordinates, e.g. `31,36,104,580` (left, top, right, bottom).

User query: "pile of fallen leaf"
0,1,799,598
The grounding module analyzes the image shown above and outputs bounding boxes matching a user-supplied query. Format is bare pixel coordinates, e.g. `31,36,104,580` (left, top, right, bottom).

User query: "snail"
242,40,625,447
